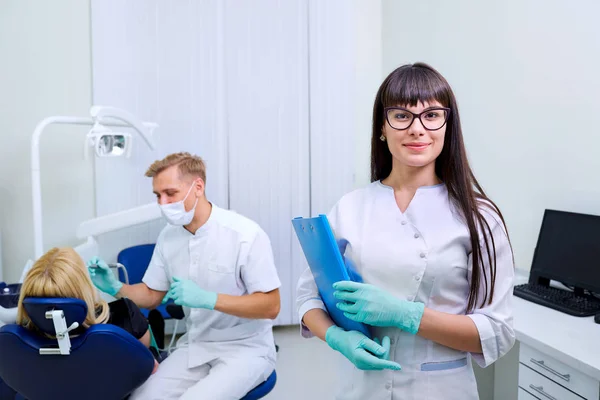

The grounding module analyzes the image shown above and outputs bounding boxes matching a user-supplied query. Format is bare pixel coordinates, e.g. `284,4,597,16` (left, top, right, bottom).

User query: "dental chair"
0,297,155,400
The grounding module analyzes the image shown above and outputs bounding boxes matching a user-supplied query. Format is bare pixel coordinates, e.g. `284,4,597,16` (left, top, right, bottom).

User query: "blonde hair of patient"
17,247,110,331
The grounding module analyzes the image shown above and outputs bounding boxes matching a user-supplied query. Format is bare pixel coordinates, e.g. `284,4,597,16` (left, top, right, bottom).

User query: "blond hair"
17,247,110,333
145,152,206,183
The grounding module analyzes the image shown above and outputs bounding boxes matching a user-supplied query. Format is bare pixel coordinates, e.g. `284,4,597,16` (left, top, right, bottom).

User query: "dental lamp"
31,106,158,259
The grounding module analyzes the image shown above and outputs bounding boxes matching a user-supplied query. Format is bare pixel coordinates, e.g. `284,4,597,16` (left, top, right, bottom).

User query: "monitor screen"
530,209,600,294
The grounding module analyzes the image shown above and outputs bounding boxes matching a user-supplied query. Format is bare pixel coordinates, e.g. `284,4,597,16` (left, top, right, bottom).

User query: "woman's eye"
393,113,410,120
424,112,440,119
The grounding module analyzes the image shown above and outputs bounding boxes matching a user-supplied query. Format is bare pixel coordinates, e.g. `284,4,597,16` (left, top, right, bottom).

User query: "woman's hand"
325,326,401,371
333,281,425,335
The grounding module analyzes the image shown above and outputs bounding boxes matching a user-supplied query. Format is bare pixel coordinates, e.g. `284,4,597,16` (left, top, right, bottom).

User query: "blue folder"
292,215,371,338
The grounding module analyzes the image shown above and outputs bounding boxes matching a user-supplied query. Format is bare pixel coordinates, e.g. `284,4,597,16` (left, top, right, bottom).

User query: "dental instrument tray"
292,215,371,338
0,283,21,309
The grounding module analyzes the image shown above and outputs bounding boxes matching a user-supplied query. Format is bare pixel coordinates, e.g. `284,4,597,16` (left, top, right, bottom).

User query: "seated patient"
16,247,159,373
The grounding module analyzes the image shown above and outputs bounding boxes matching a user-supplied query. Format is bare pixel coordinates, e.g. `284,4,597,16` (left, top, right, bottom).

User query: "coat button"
385,382,392,390
420,252,426,258
414,275,421,281
401,220,407,225
414,233,420,238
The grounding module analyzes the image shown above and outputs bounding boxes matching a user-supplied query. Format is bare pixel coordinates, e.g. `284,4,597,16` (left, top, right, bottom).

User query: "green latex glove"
87,256,123,296
325,326,401,371
162,276,217,310
333,281,425,335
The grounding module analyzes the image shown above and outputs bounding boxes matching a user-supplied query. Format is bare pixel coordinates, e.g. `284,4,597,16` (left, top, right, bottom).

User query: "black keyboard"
513,283,600,317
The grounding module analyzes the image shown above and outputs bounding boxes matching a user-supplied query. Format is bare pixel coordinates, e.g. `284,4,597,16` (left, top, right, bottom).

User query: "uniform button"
390,338,395,345
401,220,407,225
420,252,426,258
414,233,420,238
415,275,421,281
385,382,392,390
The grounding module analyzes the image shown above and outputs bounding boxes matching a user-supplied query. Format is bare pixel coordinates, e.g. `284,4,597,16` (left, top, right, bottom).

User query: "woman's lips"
403,143,430,151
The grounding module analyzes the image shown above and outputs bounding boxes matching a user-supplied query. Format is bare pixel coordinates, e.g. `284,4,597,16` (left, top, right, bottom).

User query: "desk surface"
513,269,600,381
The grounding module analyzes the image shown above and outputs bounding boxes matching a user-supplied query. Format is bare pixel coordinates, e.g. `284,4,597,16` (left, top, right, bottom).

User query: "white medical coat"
297,181,515,400
144,204,281,368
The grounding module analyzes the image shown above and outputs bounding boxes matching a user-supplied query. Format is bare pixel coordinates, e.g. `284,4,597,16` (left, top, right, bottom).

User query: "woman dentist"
296,63,515,399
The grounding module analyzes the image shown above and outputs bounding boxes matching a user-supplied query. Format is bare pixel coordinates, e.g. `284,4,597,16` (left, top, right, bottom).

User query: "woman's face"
381,100,447,169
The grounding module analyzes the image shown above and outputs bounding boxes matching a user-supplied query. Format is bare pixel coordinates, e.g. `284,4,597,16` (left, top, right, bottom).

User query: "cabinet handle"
529,384,557,400
530,358,571,382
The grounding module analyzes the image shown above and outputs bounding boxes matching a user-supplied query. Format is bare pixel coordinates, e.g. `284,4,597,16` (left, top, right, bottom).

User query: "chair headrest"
23,298,87,335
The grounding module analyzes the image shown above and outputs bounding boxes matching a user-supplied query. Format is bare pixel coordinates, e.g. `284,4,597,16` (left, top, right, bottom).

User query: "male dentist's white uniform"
131,204,280,400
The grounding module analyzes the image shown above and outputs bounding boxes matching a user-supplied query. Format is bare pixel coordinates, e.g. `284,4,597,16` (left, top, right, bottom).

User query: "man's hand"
162,276,217,310
87,256,123,296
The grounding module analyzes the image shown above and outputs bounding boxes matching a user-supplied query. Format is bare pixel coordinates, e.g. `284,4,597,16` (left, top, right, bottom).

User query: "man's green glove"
162,276,217,310
87,256,123,296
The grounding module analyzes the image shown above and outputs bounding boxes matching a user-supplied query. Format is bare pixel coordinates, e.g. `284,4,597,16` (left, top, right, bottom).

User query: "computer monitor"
529,209,600,295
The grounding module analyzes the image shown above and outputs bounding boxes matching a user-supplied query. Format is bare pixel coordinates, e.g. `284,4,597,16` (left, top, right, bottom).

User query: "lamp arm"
31,116,94,259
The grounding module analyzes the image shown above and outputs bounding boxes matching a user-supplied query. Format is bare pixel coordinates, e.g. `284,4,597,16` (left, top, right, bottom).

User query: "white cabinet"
518,343,600,400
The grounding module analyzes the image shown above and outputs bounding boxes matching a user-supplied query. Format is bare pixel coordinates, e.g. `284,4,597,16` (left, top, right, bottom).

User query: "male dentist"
88,152,281,400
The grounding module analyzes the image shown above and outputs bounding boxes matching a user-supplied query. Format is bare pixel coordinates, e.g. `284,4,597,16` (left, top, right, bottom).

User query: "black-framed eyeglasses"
384,106,451,131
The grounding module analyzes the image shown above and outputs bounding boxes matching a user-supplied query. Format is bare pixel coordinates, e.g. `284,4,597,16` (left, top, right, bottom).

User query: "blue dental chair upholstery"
242,370,277,400
0,297,154,400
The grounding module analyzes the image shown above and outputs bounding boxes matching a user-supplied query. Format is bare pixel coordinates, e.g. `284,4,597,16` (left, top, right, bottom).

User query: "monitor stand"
530,275,593,298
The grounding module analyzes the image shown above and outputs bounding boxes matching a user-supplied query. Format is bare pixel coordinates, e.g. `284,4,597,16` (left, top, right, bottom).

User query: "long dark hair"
371,62,512,312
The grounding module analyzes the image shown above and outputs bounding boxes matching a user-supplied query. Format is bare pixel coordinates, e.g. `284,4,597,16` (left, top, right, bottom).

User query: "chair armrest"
165,304,185,320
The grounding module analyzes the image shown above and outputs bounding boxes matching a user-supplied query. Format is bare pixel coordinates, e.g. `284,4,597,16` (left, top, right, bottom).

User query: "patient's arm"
116,283,166,310
139,329,151,347
138,330,160,374
139,333,160,375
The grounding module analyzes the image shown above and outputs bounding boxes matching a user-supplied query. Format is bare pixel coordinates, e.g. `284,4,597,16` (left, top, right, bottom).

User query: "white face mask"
159,182,199,226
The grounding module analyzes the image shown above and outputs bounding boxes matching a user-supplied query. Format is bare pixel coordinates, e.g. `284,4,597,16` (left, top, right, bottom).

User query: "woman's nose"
409,117,426,136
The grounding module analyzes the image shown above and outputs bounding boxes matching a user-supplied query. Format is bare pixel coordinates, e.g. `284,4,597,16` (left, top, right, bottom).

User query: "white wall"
382,0,600,272
0,0,94,283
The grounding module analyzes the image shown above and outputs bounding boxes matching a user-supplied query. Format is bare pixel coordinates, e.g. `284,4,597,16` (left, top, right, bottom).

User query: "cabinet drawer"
520,344,599,399
518,387,541,400
520,365,586,400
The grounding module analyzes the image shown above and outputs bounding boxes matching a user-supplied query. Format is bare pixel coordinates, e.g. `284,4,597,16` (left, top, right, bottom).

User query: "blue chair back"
0,375,18,399
0,298,154,400
117,244,156,284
